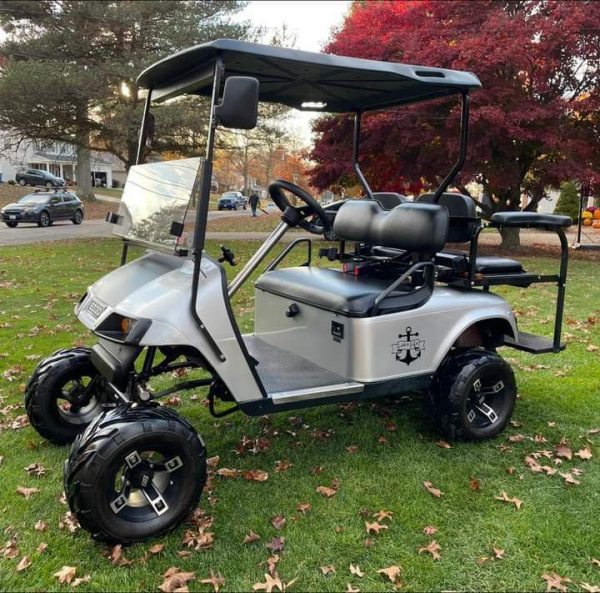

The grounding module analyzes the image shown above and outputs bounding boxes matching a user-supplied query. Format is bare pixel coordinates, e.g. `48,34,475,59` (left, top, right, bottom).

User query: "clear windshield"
113,157,202,252
19,195,50,204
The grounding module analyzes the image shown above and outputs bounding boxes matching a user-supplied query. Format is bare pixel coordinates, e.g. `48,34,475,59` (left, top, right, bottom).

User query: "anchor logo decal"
392,326,425,365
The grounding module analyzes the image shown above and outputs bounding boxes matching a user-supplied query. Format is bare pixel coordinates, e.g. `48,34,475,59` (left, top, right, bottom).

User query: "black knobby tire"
65,405,207,544
5,221,18,228
72,209,83,225
25,348,105,444
38,210,51,227
426,349,516,441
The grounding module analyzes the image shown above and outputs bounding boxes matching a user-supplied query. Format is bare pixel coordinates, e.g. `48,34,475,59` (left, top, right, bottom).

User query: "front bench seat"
256,200,448,317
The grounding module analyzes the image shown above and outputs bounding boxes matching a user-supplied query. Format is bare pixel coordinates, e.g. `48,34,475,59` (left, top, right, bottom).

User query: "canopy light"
301,101,327,109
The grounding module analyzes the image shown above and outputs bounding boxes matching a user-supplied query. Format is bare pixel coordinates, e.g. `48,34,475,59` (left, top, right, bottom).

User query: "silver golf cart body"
72,39,542,415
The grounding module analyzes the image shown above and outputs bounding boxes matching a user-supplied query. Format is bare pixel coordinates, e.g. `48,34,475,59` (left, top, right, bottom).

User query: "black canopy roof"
137,39,481,112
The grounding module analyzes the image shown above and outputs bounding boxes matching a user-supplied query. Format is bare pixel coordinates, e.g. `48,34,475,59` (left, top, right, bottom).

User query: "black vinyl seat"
256,267,432,317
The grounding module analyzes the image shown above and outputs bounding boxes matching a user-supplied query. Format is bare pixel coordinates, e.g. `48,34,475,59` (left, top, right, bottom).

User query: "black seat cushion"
256,267,432,317
371,192,407,209
490,211,571,229
434,251,524,275
333,200,449,253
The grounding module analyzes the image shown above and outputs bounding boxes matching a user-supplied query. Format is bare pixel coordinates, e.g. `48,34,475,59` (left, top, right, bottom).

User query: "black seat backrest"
417,193,479,243
333,199,449,254
371,192,407,210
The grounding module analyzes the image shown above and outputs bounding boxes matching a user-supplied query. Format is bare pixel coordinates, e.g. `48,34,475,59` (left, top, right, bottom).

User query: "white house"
0,132,118,187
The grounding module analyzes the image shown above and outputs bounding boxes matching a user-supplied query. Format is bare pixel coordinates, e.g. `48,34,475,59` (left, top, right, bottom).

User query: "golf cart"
24,40,571,543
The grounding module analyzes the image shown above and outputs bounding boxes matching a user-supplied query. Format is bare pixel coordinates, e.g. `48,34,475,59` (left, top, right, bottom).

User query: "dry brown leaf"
586,344,599,352
363,538,375,548
58,511,80,533
580,584,600,593
253,573,283,592
181,529,214,551
266,554,279,576
109,544,132,566
271,515,286,530
493,547,505,559
559,471,580,485
36,543,47,554
206,455,220,468
346,585,360,593
16,556,31,572
243,470,269,482
373,510,393,522
71,575,91,588
509,434,525,443
321,565,336,575
274,460,292,473
365,521,388,535
1,539,19,559
345,445,359,454
592,558,600,567
16,486,40,499
418,540,441,560
24,463,46,477
495,491,523,509
435,440,452,449
423,480,442,498
555,441,572,460
244,531,261,544
469,477,481,491
148,543,164,555
265,537,285,552
159,568,196,593
296,503,311,514
377,565,401,583
54,566,77,585
423,525,438,536
541,572,571,592
216,468,239,478
575,446,593,460
349,564,364,578
34,520,47,532
199,570,225,593
316,486,337,498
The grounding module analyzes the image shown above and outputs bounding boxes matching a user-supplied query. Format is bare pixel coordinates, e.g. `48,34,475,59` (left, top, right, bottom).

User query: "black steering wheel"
268,179,331,235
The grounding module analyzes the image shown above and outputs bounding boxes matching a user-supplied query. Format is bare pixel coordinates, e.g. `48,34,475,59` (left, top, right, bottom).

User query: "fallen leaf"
36,543,47,554
321,565,336,575
272,515,286,530
586,344,599,352
199,570,225,593
435,440,452,449
423,525,438,536
363,538,375,547
265,537,285,552
16,486,40,499
493,547,505,559
507,466,516,475
244,531,261,544
310,466,324,475
541,572,571,592
216,467,239,478
1,539,19,559
423,481,442,498
592,558,600,567
266,554,279,575
109,544,132,566
71,575,91,588
296,503,311,514
58,511,80,533
206,455,220,468
365,521,388,535
377,565,402,583
243,470,269,482
34,520,47,532
16,556,31,572
469,477,481,491
316,486,337,498
509,434,525,443
148,543,164,555
495,491,523,510
555,440,572,460
24,463,46,477
373,510,393,522
54,566,77,585
418,540,441,560
580,584,600,593
274,460,292,473
345,445,359,454
252,573,283,592
559,471,580,485
181,529,214,551
575,446,593,460
346,585,360,593
349,564,364,578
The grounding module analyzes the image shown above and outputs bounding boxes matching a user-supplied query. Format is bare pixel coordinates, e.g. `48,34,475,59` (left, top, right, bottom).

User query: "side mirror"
217,76,259,130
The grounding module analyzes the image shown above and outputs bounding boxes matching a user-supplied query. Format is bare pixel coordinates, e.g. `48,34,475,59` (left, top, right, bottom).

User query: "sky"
238,1,352,144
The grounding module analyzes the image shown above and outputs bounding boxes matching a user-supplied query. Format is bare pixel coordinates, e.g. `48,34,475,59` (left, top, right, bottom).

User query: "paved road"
0,209,246,247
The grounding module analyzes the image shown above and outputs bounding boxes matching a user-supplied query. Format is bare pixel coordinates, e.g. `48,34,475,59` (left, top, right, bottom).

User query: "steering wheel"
268,179,331,235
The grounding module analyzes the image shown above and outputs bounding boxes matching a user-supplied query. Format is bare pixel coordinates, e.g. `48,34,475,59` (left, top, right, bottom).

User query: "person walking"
249,191,260,217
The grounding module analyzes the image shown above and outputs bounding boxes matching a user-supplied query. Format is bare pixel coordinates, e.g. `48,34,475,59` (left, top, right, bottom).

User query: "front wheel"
25,348,107,444
19,178,26,186
426,349,516,441
45,181,53,188
65,405,207,544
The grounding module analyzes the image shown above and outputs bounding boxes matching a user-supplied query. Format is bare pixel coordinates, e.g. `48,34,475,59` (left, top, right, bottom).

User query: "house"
0,132,117,187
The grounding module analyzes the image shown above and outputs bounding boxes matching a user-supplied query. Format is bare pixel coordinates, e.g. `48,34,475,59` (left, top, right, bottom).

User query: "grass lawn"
0,238,599,592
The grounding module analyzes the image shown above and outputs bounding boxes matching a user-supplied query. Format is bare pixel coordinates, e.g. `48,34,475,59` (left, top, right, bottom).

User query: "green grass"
0,239,599,592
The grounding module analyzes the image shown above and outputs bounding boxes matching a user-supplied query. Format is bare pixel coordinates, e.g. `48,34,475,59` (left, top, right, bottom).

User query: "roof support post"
352,112,374,200
135,90,153,166
432,91,470,203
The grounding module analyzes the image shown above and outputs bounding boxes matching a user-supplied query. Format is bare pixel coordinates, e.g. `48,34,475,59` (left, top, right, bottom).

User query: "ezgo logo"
392,327,425,365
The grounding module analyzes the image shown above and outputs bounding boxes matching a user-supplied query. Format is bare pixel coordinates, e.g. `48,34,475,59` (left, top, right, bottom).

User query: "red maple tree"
309,0,600,248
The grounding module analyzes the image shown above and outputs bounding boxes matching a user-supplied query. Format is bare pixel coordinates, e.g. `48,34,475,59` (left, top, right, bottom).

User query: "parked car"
0,190,84,228
217,191,246,210
15,168,65,188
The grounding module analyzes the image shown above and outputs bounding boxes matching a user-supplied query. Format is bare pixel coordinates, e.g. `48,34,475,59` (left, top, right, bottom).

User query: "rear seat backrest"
333,199,449,254
417,193,478,243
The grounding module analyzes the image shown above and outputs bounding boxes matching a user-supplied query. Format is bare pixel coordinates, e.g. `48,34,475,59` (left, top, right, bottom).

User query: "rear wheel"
72,209,83,224
65,405,207,544
19,178,26,186
5,221,17,228
38,210,51,227
426,349,516,441
25,348,107,444
45,181,53,188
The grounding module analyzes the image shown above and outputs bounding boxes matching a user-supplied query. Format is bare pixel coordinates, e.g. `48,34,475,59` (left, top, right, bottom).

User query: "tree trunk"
499,226,520,250
76,144,95,201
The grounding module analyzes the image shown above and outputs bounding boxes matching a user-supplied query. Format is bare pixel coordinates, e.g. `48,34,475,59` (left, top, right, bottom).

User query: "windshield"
222,192,239,198
19,195,49,204
113,157,202,252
